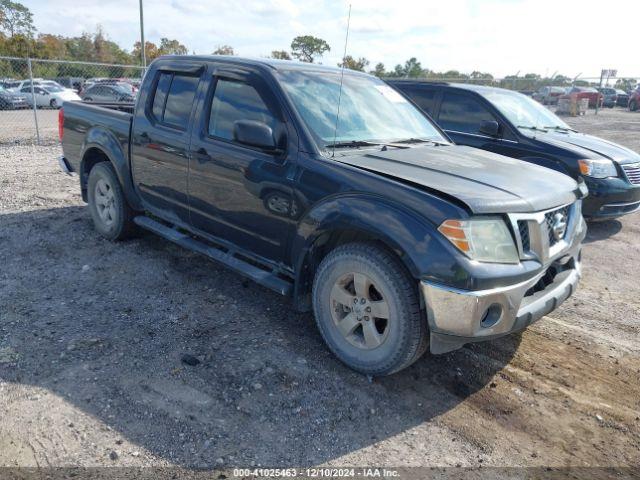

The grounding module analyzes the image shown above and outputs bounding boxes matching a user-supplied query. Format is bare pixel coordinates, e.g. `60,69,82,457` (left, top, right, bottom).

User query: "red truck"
629,87,640,111
560,86,604,108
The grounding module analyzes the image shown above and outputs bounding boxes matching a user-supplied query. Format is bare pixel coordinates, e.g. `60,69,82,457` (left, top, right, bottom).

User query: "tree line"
0,0,636,91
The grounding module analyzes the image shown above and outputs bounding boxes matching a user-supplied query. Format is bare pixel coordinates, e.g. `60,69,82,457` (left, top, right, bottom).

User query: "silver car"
81,84,135,103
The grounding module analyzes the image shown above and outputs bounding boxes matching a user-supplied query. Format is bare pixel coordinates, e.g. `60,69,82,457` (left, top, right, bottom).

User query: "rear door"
131,63,205,224
187,65,295,263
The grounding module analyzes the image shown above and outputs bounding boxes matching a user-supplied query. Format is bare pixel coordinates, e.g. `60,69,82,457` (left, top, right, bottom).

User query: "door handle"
139,132,150,145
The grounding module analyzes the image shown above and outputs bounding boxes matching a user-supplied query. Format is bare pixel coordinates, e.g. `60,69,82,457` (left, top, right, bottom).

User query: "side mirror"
233,120,277,151
479,120,500,137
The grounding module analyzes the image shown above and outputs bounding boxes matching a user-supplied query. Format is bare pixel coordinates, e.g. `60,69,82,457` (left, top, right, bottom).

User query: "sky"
23,0,639,79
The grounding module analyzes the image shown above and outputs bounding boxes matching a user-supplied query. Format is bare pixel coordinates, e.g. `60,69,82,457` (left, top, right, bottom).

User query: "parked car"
629,87,640,111
81,83,135,103
59,56,586,375
55,76,85,93
532,86,565,105
21,84,81,108
1,78,18,88
0,85,29,110
559,86,603,108
596,87,618,108
9,78,45,92
615,89,630,107
1,80,20,90
388,81,640,219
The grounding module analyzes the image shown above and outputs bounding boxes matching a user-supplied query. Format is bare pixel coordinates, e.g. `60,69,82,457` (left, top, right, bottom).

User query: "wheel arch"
79,130,142,210
290,195,441,312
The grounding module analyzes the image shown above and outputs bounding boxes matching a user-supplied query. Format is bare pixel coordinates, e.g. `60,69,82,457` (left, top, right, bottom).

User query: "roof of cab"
387,78,521,96
154,55,369,76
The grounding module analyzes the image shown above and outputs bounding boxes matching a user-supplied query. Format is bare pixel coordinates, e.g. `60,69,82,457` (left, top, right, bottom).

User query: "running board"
133,216,293,296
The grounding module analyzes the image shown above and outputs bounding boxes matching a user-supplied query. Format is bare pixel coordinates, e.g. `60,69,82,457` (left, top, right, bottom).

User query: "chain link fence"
0,56,144,145
0,55,638,146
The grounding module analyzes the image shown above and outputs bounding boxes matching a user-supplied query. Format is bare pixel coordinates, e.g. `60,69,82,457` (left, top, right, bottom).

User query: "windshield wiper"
516,125,548,132
394,137,450,146
543,125,577,133
325,140,410,150
326,140,383,149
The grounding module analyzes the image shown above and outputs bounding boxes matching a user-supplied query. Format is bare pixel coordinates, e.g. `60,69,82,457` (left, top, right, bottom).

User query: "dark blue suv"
388,81,640,219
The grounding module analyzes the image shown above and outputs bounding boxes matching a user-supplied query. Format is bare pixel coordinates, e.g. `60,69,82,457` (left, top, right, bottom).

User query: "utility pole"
139,0,146,68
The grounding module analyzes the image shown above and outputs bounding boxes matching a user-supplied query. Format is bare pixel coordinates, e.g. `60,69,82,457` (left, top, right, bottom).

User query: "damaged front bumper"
422,253,581,354
422,204,586,354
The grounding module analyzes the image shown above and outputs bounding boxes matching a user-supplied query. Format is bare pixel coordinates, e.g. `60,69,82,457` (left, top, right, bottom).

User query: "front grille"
622,163,640,185
518,220,530,251
544,206,570,246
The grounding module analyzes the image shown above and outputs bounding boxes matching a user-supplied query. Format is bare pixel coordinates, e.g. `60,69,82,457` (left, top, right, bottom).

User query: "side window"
150,71,200,129
402,87,436,114
208,78,277,141
438,93,496,135
152,72,172,119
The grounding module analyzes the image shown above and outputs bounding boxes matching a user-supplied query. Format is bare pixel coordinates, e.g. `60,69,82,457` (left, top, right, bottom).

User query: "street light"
139,0,146,68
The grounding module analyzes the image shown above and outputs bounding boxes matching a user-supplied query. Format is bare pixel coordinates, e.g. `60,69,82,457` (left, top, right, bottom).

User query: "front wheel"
312,242,427,376
50,99,59,109
87,162,135,240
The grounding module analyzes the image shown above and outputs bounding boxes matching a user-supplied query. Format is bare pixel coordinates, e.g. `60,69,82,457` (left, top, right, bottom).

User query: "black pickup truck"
59,56,587,375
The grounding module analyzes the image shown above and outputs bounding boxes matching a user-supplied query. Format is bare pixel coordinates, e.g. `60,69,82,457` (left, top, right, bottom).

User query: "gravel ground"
0,108,639,472
0,109,59,145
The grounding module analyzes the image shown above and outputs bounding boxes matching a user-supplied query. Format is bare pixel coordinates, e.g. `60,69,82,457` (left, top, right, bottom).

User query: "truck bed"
61,101,134,174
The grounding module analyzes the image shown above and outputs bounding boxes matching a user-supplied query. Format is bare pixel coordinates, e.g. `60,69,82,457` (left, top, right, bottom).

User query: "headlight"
578,159,617,178
438,217,519,264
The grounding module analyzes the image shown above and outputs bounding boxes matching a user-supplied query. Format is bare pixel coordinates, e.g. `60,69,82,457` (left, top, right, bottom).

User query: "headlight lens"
578,159,617,178
438,217,519,264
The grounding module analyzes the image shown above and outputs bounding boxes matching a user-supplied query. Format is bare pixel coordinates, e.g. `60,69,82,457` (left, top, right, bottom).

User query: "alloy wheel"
329,272,390,350
94,178,117,227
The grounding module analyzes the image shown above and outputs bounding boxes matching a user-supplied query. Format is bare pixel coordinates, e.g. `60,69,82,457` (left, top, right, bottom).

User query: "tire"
312,242,427,376
630,100,638,112
87,162,135,240
50,99,58,109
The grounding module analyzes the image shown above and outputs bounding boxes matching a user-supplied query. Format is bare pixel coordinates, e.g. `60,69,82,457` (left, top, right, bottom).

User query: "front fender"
291,194,462,284
520,156,573,177
80,126,142,210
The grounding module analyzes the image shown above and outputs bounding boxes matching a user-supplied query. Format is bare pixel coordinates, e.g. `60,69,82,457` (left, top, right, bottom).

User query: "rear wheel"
87,162,135,240
312,242,427,376
630,100,638,112
50,98,59,109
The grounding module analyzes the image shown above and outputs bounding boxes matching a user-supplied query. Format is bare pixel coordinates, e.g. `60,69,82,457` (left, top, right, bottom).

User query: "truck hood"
337,145,579,214
524,130,640,164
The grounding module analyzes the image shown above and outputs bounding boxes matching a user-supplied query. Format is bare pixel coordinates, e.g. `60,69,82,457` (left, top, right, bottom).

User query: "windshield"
481,89,570,130
114,83,133,93
275,69,446,150
43,85,64,93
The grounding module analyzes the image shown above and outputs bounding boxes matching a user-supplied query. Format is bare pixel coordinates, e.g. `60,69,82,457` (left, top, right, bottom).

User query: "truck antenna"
332,3,352,158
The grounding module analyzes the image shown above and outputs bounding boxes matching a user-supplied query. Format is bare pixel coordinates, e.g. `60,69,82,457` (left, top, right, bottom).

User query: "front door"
188,67,295,263
436,91,520,158
131,66,204,224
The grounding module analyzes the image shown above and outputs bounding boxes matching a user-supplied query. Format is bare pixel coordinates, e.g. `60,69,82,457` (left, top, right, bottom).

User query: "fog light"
480,304,502,328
